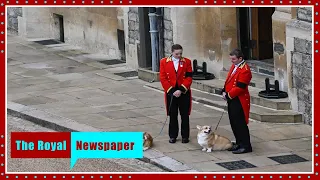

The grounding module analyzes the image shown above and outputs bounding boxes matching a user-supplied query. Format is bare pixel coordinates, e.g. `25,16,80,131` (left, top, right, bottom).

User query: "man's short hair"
171,44,183,52
229,49,244,59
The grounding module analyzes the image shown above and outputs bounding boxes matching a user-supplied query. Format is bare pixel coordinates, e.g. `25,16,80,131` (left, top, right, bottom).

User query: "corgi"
196,125,233,152
143,132,153,151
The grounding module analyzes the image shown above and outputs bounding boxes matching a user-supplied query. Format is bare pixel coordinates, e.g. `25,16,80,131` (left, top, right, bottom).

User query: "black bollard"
275,80,280,94
202,62,207,74
265,78,270,93
258,78,288,99
191,59,215,80
193,59,198,74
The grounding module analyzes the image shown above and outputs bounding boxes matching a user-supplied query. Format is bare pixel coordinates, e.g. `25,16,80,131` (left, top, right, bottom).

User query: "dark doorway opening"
117,29,126,61
138,7,152,68
238,7,251,60
53,13,64,43
238,7,275,62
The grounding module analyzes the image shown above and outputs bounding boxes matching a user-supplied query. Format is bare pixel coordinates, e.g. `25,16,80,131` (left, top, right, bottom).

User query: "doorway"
117,29,126,61
238,7,275,62
53,13,64,43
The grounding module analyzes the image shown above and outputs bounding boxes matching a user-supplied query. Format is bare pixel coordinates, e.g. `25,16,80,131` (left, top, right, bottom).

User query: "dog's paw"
143,147,149,151
206,148,212,153
201,148,207,152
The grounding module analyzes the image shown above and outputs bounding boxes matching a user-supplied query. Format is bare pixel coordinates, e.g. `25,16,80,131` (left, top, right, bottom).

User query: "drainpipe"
148,7,159,72
156,7,164,59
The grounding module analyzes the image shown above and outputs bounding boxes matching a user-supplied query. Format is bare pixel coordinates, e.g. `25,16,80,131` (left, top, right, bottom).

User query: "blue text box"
70,132,143,169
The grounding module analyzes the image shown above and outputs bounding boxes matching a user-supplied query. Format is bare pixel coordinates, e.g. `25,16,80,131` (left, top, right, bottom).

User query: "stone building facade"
286,7,312,125
8,7,312,124
163,7,174,57
125,7,173,69
7,7,22,35
128,7,139,45
123,7,312,125
11,7,124,60
124,7,238,76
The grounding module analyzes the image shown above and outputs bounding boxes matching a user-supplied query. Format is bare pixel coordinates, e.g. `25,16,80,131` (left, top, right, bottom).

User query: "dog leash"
154,68,180,139
154,94,174,139
212,102,228,132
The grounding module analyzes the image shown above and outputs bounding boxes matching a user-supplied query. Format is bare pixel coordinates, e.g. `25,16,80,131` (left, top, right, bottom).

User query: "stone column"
272,7,292,92
163,7,173,57
124,7,140,70
286,7,312,124
18,7,27,37
7,7,22,35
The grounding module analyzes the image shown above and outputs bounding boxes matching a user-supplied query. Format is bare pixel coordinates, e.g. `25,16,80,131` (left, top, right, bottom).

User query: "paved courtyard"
6,35,313,172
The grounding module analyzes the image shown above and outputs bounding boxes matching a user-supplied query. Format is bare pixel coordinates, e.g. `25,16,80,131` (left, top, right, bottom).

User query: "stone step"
246,60,275,76
144,82,302,123
220,70,274,90
191,79,292,110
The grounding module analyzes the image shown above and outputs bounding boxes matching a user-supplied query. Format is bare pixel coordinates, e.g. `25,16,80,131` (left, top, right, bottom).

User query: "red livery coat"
159,56,193,115
223,61,252,124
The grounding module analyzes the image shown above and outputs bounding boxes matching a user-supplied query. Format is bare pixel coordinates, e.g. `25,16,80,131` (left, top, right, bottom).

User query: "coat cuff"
225,92,232,100
167,87,175,95
179,84,188,94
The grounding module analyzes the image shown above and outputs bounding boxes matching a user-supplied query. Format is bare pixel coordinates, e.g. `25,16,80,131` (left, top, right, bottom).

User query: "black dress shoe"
181,138,189,143
228,143,240,151
232,147,252,154
169,138,176,143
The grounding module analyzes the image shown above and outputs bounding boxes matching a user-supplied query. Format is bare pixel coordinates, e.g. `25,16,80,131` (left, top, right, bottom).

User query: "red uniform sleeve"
226,69,252,100
179,59,193,94
159,59,174,94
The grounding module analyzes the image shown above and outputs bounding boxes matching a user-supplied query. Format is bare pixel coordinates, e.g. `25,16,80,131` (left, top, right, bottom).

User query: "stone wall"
297,7,312,23
272,8,292,92
286,7,312,125
127,7,173,58
125,7,173,70
125,7,239,76
170,7,238,77
126,7,140,69
128,7,139,45
19,7,53,39
19,7,123,60
293,7,312,125
163,7,173,57
7,7,22,35
292,37,312,124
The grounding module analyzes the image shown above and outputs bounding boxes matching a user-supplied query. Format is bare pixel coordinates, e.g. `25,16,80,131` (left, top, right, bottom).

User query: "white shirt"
172,56,180,72
231,60,245,75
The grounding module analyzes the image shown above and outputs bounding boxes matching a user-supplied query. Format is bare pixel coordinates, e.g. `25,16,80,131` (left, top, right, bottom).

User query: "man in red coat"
222,49,253,154
159,44,193,144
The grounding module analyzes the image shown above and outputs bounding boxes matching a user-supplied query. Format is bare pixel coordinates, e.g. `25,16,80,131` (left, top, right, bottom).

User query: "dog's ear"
196,125,201,130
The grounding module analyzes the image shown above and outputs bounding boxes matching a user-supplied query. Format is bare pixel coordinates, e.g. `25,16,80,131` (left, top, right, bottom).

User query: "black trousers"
166,91,191,139
227,97,252,149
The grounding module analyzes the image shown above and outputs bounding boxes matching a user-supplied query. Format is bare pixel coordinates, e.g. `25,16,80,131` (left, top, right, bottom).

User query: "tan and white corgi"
196,125,233,152
143,132,153,151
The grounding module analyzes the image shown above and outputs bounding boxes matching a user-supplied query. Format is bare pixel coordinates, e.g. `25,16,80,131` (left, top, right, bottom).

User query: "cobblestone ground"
6,35,312,172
